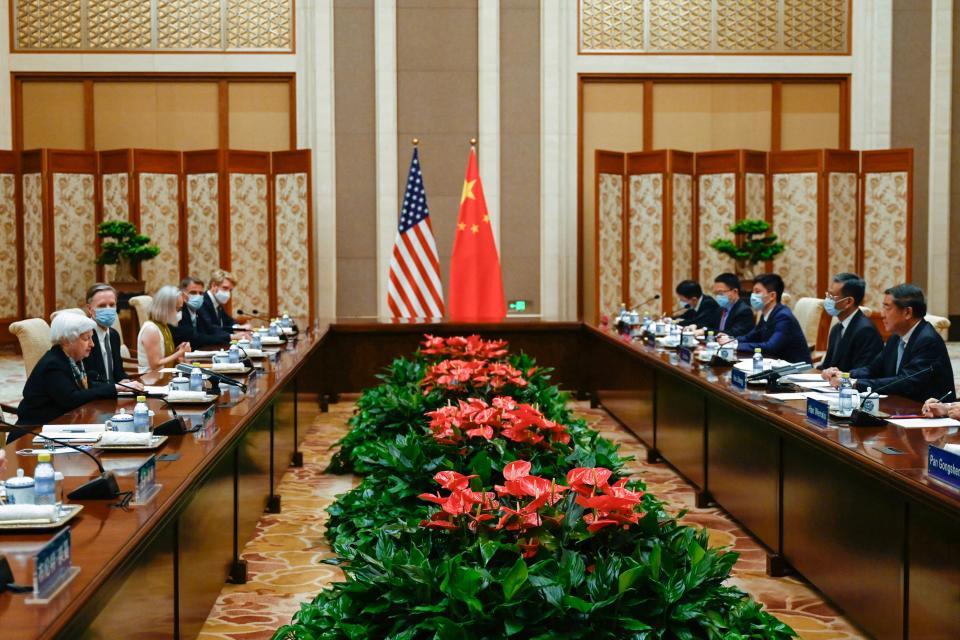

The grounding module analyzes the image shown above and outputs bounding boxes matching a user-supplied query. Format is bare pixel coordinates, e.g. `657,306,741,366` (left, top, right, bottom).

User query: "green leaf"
502,557,529,601
618,566,644,594
561,595,593,613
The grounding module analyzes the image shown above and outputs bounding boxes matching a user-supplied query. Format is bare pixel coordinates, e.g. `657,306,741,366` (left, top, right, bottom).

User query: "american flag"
387,148,445,319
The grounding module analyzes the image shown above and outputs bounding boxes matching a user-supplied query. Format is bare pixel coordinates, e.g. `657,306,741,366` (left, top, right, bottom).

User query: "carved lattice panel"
157,0,222,49
15,0,83,49
227,0,292,49
88,0,151,49
580,0,849,54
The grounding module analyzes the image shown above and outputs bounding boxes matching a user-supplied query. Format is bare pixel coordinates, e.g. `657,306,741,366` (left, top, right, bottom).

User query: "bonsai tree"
96,220,160,282
709,218,785,279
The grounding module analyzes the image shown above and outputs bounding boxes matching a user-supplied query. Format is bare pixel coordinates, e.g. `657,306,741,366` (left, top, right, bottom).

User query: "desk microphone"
236,309,268,321
629,294,660,312
0,418,120,500
849,365,935,427
175,363,247,393
109,378,190,436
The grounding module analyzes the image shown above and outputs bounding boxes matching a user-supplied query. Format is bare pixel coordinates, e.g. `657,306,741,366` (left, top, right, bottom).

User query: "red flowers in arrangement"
421,359,528,394
425,397,570,448
420,334,509,360
418,461,645,557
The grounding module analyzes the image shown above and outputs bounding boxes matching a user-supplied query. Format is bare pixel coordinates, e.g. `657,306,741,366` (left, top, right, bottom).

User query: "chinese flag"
448,147,506,321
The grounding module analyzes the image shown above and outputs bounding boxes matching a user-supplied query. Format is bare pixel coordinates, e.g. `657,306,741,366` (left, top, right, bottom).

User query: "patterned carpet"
195,395,868,640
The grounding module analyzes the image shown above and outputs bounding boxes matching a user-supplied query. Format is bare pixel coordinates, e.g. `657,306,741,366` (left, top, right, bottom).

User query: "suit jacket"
171,308,229,350
676,295,721,329
82,327,126,385
716,299,755,337
850,320,955,402
736,303,812,364
12,345,118,440
817,310,883,372
197,292,235,336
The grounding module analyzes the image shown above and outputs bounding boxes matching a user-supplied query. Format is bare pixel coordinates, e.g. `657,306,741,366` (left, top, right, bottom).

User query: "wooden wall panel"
594,150,625,322
272,150,314,327
226,151,272,318
860,149,913,308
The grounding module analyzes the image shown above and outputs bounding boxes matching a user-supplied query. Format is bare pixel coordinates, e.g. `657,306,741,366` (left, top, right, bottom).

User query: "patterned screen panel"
627,174,663,311
22,174,45,319
744,173,766,219
186,173,221,282
0,175,18,317
139,173,181,294
697,173,736,285
672,173,694,302
827,172,858,280
597,173,624,320
229,173,271,317
53,173,97,309
13,0,293,51
101,173,129,282
771,172,819,299
274,173,311,326
862,172,909,308
580,0,848,53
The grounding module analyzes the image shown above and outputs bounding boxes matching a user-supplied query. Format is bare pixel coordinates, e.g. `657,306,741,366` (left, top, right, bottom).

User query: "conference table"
1,320,958,640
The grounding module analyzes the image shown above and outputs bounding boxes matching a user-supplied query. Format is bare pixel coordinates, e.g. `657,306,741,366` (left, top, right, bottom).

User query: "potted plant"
709,218,785,281
96,220,160,286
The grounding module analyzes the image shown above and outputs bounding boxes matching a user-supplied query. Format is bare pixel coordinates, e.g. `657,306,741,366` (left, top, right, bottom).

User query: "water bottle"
268,320,280,337
838,373,854,415
281,313,292,328
133,395,151,433
228,341,240,364
190,365,203,392
705,331,719,359
251,331,262,350
34,452,56,506
752,348,764,374
642,310,651,333
53,471,64,514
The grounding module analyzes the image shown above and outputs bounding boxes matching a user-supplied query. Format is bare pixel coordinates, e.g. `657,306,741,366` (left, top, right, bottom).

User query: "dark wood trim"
642,80,653,151
11,75,23,151
288,79,297,150
83,80,95,151
267,157,278,317
12,150,24,321
771,81,782,152
839,76,851,149
218,80,229,151
41,151,55,317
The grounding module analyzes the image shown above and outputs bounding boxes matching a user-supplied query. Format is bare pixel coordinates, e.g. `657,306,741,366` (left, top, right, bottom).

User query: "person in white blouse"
137,285,192,373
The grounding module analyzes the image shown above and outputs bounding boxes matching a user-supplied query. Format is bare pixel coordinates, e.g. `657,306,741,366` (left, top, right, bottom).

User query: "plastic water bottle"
268,320,280,337
251,331,262,350
34,452,56,506
228,341,240,364
190,365,203,392
838,373,854,415
752,348,764,374
53,471,64,514
706,331,719,358
133,395,151,433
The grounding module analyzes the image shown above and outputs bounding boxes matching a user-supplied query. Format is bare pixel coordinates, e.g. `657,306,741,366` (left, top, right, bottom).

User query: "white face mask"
214,290,231,305
175,311,183,323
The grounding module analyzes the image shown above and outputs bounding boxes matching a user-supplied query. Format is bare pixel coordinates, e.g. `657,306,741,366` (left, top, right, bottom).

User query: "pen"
889,414,923,419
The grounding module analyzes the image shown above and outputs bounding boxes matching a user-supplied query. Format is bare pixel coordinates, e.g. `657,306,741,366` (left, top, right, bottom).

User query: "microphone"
175,363,247,394
747,361,812,382
236,309,268,321
629,294,660,312
114,380,190,436
0,418,120,500
849,365,935,427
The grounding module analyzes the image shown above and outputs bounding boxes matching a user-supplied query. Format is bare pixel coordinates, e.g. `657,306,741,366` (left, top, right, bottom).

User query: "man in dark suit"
81,283,143,390
826,284,955,403
13,314,119,438
173,276,230,349
730,273,812,364
198,268,250,340
817,273,883,372
674,280,721,329
712,272,755,337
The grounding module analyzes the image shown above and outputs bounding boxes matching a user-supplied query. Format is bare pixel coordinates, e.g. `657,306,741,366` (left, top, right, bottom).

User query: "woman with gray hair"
137,285,192,373
12,312,121,434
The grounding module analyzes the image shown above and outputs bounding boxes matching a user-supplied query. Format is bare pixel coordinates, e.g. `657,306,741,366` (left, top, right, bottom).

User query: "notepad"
887,417,960,429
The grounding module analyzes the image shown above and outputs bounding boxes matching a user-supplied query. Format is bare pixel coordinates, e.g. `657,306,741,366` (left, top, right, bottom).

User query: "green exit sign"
507,300,530,312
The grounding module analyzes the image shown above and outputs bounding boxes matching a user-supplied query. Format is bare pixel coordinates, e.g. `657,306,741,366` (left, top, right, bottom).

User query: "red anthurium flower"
433,470,477,491
502,460,532,481
518,537,540,558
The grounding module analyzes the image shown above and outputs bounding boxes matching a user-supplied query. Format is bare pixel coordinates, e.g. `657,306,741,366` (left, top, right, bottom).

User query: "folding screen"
860,149,912,307
184,150,224,283
98,149,134,282
226,151,272,318
272,150,314,326
134,150,182,294
0,152,18,332
625,150,694,316
594,151,626,321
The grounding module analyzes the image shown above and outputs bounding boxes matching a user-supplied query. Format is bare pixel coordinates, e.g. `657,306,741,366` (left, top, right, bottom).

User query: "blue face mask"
822,298,840,317
749,292,766,311
715,294,731,309
94,307,117,328
186,294,204,311
680,300,691,310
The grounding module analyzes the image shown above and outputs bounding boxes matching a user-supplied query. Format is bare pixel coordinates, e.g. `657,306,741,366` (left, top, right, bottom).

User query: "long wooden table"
2,321,958,639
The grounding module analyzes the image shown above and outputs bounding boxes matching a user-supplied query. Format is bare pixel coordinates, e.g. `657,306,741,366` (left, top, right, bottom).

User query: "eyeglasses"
824,292,851,302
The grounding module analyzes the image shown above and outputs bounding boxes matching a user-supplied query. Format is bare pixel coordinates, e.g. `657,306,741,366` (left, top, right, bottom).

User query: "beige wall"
652,83,772,151
21,82,85,149
95,82,219,150
334,0,377,317
892,0,931,294
228,83,290,151
397,0,478,308
500,0,540,315
581,82,644,324
781,83,841,150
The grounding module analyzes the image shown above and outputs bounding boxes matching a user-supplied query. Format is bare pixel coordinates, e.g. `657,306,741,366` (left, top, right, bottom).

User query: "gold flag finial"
469,138,477,146
412,138,419,146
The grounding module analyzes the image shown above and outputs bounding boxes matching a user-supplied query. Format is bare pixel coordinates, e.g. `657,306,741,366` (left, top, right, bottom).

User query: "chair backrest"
925,314,951,341
781,292,793,308
129,296,153,330
10,318,51,377
792,297,825,348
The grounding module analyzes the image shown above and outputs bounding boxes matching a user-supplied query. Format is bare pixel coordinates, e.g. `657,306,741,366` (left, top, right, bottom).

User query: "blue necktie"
895,340,906,373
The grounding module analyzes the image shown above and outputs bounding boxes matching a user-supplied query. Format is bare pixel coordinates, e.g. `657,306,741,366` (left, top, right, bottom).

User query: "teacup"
169,376,190,391
107,410,135,433
4,470,35,505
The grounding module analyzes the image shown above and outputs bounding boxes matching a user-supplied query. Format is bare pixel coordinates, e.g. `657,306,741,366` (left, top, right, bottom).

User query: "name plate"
806,397,830,429
133,455,160,505
678,346,693,363
28,528,79,604
928,445,960,491
731,368,747,390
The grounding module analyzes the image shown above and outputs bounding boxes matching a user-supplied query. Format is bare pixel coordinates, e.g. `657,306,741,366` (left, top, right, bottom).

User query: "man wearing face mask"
712,273,755,336
81,283,144,391
816,273,882,372
173,276,230,348
673,280,720,329
199,268,246,333
728,273,811,364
